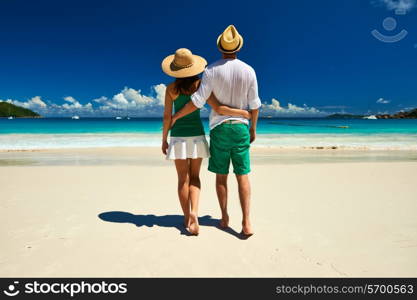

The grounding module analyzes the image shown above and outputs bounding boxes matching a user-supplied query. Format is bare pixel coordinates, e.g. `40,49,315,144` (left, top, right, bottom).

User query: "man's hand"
161,140,169,155
249,127,256,143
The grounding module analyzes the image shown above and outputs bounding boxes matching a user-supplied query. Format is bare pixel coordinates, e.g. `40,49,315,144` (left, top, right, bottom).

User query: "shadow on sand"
98,211,243,239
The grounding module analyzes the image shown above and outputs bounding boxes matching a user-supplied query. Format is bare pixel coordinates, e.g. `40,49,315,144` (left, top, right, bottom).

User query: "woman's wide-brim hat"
217,25,244,54
161,48,207,78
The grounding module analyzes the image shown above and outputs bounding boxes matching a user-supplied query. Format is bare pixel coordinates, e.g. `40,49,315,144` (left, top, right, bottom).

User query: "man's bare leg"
236,174,253,235
216,174,229,228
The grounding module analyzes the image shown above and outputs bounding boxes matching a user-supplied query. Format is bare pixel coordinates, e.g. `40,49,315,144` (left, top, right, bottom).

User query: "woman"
161,48,250,235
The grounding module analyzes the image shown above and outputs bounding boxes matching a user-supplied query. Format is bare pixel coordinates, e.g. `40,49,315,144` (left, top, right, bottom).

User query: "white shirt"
191,58,261,130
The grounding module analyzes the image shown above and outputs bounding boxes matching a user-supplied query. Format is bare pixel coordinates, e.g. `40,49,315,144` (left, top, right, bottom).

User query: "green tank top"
170,94,205,137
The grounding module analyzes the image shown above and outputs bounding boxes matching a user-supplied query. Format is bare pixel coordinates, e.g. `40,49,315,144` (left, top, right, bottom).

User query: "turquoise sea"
1,118,417,150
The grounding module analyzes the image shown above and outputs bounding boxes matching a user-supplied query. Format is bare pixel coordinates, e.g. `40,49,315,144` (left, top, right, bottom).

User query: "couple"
161,25,261,237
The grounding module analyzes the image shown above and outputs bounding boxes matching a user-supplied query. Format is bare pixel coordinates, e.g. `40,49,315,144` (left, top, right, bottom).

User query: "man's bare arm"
249,109,259,143
170,101,198,128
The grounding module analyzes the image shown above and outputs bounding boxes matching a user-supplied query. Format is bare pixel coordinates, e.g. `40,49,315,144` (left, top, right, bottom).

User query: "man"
171,25,261,236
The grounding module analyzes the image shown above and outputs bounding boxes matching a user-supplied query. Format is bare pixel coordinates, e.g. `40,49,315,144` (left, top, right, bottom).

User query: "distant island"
327,108,417,119
326,113,364,119
0,102,41,118
376,108,417,119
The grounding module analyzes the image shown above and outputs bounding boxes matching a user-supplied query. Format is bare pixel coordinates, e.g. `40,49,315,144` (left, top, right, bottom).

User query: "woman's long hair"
174,75,200,95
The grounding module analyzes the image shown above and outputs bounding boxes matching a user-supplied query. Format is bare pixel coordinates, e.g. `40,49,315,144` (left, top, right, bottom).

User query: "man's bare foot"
219,214,229,228
241,221,254,237
188,212,199,235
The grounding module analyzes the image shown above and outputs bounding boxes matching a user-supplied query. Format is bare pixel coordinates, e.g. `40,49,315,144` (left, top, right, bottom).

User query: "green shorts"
208,122,251,175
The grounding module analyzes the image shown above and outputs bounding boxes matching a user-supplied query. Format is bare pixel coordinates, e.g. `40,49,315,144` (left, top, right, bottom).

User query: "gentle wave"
255,133,417,150
1,133,417,150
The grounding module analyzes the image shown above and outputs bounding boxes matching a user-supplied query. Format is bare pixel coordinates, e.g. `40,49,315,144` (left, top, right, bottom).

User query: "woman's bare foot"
219,213,229,228
188,212,199,235
184,214,190,229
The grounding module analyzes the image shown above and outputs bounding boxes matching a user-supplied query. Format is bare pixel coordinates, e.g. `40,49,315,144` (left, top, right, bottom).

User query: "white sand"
0,149,416,277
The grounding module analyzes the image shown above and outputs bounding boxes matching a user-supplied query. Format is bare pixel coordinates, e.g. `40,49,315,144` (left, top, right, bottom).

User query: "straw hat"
217,25,244,54
161,48,207,78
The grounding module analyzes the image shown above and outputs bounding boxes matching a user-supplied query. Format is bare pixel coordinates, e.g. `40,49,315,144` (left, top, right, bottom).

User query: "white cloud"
2,86,329,118
376,97,391,104
92,85,165,116
153,84,166,105
373,0,416,12
29,96,47,108
1,85,168,117
61,96,84,109
264,98,283,111
115,87,153,106
63,96,77,104
3,96,47,110
261,98,326,117
1,95,94,116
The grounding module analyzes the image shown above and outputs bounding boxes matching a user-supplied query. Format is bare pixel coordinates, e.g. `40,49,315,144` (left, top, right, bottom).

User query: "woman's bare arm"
162,85,174,154
207,93,251,119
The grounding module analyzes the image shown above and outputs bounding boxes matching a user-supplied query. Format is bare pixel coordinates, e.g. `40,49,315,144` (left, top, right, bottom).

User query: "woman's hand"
170,115,178,128
243,110,252,120
162,140,169,155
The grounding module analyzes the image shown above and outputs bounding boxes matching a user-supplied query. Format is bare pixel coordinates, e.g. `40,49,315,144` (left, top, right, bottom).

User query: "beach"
1,147,416,277
2,0,417,286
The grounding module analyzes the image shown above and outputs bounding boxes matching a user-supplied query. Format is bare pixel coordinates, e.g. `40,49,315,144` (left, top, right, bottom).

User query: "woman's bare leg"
188,158,202,235
174,159,190,227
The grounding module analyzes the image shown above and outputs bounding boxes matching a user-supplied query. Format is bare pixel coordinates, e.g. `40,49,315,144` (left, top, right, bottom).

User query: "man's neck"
222,53,237,60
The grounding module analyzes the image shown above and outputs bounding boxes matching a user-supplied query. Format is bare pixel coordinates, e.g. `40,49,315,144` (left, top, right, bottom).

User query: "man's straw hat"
217,25,244,54
161,48,207,78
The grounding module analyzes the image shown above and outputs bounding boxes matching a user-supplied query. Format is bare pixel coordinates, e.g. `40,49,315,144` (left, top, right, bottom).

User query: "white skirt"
166,135,210,160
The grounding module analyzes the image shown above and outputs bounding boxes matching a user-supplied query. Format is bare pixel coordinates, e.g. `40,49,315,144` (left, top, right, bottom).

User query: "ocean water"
1,117,417,150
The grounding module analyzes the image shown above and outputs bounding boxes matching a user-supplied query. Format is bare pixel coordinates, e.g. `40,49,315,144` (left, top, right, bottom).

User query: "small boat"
8,116,14,119
115,116,122,120
363,115,377,120
71,115,80,120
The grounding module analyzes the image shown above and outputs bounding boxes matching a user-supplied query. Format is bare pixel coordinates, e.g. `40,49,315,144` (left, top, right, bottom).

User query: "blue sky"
0,0,416,117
